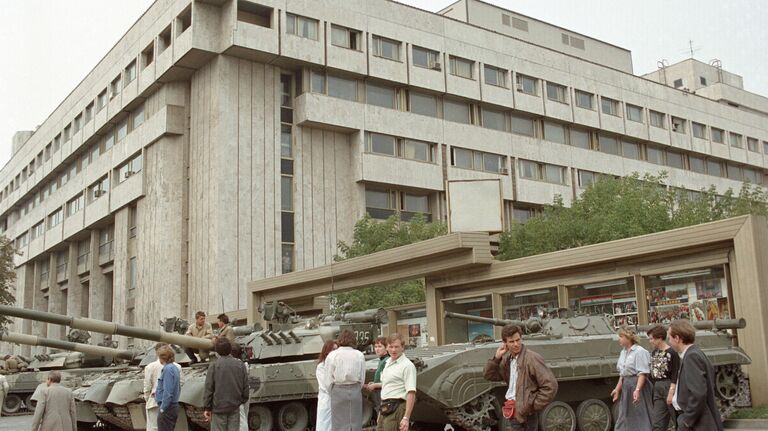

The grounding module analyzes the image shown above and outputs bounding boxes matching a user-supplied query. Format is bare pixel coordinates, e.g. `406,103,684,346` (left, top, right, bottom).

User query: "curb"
724,419,768,429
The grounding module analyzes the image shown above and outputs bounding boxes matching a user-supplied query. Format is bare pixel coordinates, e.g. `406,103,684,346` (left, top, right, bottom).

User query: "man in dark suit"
667,320,723,431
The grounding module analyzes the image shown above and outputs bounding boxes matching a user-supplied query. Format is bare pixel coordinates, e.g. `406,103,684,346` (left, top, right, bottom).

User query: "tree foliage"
332,213,447,311
0,236,17,327
498,173,768,260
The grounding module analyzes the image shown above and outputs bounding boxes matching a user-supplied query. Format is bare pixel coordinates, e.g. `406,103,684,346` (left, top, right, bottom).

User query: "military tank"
0,328,135,419
0,302,386,431
395,311,750,431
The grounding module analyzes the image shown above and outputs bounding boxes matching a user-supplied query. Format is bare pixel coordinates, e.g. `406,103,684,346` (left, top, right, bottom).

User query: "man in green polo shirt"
377,333,416,431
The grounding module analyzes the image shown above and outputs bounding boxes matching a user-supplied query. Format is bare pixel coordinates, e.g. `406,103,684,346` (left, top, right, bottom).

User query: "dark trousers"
508,414,538,431
158,404,179,431
651,380,677,431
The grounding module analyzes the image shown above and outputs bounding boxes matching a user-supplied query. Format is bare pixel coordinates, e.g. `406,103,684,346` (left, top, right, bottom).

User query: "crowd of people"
17,308,724,431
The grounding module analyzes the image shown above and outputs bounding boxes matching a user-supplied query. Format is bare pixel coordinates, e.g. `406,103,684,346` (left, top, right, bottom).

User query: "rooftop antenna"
681,40,701,59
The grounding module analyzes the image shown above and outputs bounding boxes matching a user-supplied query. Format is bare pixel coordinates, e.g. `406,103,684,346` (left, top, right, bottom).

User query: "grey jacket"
203,355,249,413
31,384,77,431
676,344,723,431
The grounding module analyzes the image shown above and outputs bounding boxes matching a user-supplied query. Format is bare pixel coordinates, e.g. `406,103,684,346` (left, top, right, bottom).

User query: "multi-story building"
1,0,767,353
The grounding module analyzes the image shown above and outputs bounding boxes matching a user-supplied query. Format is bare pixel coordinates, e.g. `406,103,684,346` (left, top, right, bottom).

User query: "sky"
1,0,766,169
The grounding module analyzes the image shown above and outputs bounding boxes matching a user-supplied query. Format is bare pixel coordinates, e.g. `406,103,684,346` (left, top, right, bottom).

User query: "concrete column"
386,310,398,337
18,264,35,356
66,242,81,317
424,279,443,346
47,253,66,341
557,285,568,309
491,292,503,340
633,274,648,325
88,230,109,345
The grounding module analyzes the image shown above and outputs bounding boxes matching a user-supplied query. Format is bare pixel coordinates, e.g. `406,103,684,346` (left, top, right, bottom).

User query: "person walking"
646,325,680,431
216,314,236,343
315,340,338,431
365,336,389,413
667,320,723,431
144,343,182,431
612,327,653,431
0,372,7,417
203,338,250,431
483,324,558,431
155,345,181,431
184,310,214,363
324,329,366,431
30,371,77,431
377,334,417,431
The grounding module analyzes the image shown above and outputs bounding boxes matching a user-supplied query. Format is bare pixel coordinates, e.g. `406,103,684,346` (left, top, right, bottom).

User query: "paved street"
1,414,766,431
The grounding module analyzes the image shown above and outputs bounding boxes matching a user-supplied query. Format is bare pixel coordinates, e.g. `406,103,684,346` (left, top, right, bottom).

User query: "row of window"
1,1,189,207
13,153,142,247
3,105,147,234
280,10,767,156
310,71,766,185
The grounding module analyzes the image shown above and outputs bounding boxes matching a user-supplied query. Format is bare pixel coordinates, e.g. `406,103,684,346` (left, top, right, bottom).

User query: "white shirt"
324,346,366,386
143,359,182,410
505,356,518,400
380,354,417,401
672,344,690,411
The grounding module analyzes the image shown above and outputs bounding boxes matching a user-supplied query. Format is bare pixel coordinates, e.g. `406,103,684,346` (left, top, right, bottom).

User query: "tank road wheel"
2,394,23,414
25,394,38,413
276,401,309,431
714,364,745,420
575,399,611,431
248,404,274,431
538,401,576,431
445,393,501,431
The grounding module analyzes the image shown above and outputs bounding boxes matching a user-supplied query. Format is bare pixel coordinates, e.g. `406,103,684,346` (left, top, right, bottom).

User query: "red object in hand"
502,399,516,419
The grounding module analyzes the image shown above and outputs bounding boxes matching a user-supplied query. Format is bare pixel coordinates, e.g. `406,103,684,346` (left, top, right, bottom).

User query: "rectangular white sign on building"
447,179,504,233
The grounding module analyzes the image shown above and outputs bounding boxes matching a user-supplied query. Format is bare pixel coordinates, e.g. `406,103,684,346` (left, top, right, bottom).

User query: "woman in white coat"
315,340,337,431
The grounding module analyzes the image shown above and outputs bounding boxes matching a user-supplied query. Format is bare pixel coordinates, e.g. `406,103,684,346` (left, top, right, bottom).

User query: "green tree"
498,173,768,260
0,236,17,327
332,213,447,311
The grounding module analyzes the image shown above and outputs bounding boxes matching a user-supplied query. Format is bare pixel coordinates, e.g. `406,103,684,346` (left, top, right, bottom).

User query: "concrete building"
1,0,767,354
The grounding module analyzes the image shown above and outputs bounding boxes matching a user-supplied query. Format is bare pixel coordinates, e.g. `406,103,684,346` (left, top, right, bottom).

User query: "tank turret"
0,330,137,367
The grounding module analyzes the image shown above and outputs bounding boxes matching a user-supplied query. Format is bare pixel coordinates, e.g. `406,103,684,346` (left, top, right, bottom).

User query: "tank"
0,328,140,427
0,302,386,431
394,311,751,431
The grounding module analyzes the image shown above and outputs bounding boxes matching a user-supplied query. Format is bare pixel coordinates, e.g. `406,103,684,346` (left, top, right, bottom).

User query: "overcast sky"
1,0,766,169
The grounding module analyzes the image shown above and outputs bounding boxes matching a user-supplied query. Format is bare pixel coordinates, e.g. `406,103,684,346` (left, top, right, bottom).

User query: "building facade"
2,0,768,353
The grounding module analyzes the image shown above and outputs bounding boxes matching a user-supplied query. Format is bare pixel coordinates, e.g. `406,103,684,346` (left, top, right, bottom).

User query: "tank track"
91,403,134,430
184,405,211,430
445,392,500,431
714,364,751,420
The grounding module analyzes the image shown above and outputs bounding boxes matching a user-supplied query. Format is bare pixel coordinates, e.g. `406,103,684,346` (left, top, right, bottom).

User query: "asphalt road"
1,415,765,431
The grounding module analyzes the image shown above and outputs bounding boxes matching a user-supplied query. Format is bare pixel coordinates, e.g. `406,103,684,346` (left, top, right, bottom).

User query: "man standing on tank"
185,310,214,363
483,324,558,431
216,313,236,343
204,338,250,431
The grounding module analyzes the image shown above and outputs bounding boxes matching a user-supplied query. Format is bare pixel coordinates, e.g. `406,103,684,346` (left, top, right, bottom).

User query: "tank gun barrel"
637,318,746,332
0,305,213,351
444,311,522,327
0,331,136,360
343,308,387,324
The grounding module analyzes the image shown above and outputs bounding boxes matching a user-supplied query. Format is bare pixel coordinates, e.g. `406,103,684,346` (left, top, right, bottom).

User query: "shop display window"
568,278,637,327
392,307,427,347
501,288,558,320
645,267,730,324
443,296,493,343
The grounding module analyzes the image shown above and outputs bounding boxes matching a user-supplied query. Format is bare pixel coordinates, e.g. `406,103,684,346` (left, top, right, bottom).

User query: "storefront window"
501,288,558,321
392,307,427,348
645,267,729,324
443,296,493,343
568,278,637,326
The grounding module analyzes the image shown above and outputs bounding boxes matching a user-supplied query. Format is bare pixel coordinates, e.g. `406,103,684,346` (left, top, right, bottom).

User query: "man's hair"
387,333,405,346
157,345,175,363
48,370,62,383
195,311,206,319
215,338,233,356
669,319,696,345
501,324,523,341
374,336,388,346
646,325,667,340
217,314,229,324
336,329,357,348
154,342,169,352
231,343,242,359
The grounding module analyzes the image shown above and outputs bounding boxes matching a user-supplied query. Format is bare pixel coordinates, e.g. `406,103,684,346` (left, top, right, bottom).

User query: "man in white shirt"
377,333,417,431
324,329,366,431
144,343,182,431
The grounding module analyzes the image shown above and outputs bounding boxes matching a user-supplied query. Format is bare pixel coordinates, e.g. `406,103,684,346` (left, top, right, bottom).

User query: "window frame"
372,35,401,61
574,90,594,110
330,24,360,50
545,82,568,104
286,13,319,40
449,56,475,80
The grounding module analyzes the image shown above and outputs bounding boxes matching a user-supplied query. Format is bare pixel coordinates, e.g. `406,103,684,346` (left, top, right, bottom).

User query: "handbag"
380,398,403,416
502,399,516,419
